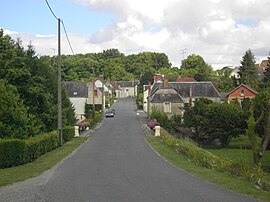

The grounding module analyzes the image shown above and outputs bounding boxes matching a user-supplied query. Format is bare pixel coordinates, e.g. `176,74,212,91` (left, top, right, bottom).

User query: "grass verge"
145,135,270,202
0,137,87,187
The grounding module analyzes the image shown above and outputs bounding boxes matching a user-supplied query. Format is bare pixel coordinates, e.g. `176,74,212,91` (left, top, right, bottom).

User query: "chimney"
164,79,169,87
189,85,192,97
148,82,151,93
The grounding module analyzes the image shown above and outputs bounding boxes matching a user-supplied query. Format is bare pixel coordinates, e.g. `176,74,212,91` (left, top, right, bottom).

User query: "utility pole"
57,18,62,146
180,48,187,68
92,79,95,119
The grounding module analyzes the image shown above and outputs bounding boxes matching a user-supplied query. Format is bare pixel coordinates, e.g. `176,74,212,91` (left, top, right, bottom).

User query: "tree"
238,49,257,87
263,56,270,86
181,54,214,81
204,102,247,146
183,98,213,143
0,80,39,138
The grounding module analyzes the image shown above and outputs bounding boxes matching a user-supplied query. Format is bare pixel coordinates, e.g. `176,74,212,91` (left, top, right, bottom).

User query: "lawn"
204,135,270,171
0,137,87,187
145,135,270,202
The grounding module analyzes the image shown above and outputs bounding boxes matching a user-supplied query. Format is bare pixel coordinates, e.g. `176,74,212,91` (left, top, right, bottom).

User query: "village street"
0,98,259,202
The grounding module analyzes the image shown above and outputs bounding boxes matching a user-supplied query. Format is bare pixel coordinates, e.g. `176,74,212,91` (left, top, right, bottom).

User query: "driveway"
0,98,259,202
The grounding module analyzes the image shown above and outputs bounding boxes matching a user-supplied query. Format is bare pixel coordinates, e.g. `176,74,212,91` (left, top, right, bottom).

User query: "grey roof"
151,93,183,103
116,81,140,87
170,82,221,98
149,82,221,103
63,81,88,98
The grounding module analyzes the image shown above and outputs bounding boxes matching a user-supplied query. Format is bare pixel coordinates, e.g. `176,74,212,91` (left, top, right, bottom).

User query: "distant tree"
158,67,179,81
181,54,205,70
217,68,236,92
238,49,257,87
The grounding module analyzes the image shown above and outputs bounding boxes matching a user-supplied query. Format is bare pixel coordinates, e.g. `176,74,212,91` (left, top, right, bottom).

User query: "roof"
116,81,139,87
176,77,196,82
63,81,88,98
227,84,259,97
170,82,221,98
150,82,183,103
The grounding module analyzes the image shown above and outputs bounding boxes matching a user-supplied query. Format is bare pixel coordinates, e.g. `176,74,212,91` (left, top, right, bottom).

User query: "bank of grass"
145,135,270,202
0,137,87,187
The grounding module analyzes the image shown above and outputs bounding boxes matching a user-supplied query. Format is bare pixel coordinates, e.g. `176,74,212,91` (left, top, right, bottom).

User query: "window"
126,89,129,92
164,102,171,113
73,92,77,95
94,90,98,97
164,90,168,97
241,90,244,96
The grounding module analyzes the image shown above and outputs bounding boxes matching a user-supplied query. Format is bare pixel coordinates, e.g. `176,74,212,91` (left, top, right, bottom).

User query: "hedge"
0,126,75,168
159,128,270,191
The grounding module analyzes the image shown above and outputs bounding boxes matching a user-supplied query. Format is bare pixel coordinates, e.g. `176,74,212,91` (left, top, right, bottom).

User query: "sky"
1,0,270,69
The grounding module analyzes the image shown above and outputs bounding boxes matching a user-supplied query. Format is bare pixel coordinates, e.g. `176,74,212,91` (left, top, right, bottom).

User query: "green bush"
0,139,27,168
62,126,74,142
150,110,171,130
159,129,269,190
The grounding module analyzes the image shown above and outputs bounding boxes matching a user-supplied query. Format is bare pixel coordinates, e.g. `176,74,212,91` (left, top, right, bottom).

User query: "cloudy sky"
1,0,270,69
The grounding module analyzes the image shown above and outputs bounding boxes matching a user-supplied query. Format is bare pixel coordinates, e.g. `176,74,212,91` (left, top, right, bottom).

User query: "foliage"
263,57,270,86
216,68,236,92
0,126,74,168
238,49,258,87
150,110,171,130
0,79,39,138
204,102,247,146
183,98,213,143
136,92,143,110
0,29,75,136
159,131,269,190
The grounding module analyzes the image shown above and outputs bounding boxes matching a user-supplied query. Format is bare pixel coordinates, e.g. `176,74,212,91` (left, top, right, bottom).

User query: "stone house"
86,82,103,105
147,80,221,116
114,81,139,98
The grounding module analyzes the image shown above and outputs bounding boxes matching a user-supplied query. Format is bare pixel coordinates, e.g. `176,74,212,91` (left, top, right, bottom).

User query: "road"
0,98,259,202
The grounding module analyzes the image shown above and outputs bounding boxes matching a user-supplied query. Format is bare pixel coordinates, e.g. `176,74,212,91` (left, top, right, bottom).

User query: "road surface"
0,98,259,202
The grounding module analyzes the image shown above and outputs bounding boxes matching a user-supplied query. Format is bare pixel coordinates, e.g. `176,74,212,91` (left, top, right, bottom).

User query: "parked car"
110,108,115,115
105,109,114,118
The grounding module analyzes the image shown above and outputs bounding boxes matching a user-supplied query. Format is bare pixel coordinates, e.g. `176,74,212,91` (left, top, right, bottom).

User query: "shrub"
0,139,27,168
62,126,75,142
158,128,270,190
150,110,171,130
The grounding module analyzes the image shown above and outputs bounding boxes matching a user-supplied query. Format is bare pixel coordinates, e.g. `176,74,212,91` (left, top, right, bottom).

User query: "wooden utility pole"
92,79,95,119
57,18,62,146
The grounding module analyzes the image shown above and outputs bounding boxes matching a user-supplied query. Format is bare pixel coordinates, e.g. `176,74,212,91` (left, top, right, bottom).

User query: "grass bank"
145,135,270,202
0,137,87,187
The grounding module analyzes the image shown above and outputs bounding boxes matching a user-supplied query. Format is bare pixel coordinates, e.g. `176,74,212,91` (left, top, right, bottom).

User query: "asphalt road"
0,98,260,202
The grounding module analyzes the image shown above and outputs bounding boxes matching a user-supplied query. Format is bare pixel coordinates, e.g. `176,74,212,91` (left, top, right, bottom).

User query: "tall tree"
238,49,257,87
263,56,270,86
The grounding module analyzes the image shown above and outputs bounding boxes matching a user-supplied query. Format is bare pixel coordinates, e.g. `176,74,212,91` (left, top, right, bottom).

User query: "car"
105,109,114,118
110,108,115,115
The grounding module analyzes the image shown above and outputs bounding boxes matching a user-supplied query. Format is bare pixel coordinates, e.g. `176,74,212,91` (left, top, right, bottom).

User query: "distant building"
114,81,139,98
63,81,88,120
227,83,258,105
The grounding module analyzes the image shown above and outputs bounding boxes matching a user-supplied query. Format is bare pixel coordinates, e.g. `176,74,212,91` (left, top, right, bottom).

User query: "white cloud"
3,0,270,69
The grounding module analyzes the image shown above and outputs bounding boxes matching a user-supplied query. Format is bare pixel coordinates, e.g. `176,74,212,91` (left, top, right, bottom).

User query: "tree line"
0,29,75,139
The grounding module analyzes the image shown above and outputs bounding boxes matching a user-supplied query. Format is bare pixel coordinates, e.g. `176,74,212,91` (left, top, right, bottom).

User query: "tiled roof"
63,81,88,98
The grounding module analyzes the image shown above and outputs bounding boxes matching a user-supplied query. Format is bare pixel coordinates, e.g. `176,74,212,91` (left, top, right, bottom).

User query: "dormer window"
73,92,78,95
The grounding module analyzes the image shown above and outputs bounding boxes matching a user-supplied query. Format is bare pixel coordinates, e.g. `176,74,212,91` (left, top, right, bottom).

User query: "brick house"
227,84,258,104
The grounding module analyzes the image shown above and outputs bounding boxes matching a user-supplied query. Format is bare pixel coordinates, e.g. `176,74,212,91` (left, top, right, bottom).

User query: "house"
227,83,258,104
257,60,268,81
115,81,140,98
63,81,88,120
147,80,221,116
86,81,103,105
230,67,240,79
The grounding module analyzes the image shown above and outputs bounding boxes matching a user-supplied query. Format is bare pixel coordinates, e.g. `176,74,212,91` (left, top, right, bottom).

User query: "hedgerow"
0,127,75,168
159,128,269,191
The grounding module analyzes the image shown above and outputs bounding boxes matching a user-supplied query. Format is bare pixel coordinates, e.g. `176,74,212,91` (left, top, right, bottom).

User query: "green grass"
145,135,270,202
204,135,270,171
0,137,87,187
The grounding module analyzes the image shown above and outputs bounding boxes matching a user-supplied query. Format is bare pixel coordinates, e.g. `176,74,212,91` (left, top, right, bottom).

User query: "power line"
44,0,58,20
61,20,75,55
